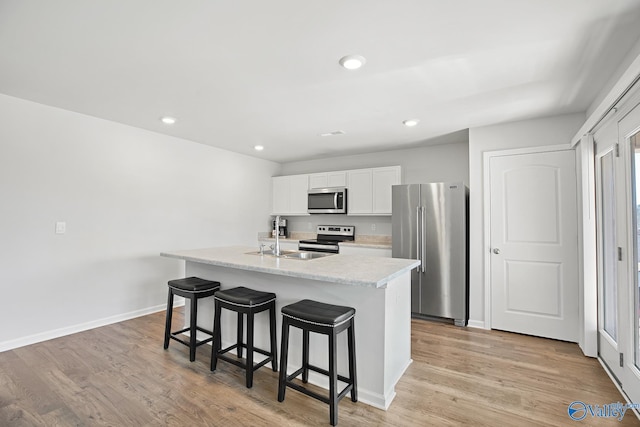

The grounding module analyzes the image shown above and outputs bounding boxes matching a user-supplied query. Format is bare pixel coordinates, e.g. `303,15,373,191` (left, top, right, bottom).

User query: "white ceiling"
2,1,640,163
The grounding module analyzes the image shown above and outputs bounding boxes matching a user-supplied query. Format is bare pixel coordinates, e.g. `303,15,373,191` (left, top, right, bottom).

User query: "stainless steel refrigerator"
392,182,469,326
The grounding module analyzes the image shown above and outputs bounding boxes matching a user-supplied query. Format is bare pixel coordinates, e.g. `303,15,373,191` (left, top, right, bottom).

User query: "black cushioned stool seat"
210,286,278,388
164,277,220,362
277,299,357,426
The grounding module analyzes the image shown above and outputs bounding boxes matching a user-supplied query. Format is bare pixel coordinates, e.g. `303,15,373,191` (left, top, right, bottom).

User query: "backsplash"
258,231,390,246
261,215,392,244
283,215,392,237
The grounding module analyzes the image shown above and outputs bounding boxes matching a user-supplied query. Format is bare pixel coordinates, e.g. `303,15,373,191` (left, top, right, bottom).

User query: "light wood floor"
0,309,637,426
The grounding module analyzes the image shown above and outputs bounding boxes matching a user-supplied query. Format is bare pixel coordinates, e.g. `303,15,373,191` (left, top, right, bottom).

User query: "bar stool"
163,277,220,362
277,299,357,426
210,286,278,388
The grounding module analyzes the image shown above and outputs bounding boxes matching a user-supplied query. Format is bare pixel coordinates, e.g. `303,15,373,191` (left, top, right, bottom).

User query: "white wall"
587,36,640,119
0,94,279,351
281,130,469,184
467,113,585,327
280,132,469,236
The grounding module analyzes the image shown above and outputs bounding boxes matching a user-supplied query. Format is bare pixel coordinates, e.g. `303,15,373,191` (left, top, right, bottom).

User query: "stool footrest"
217,352,274,372
170,325,214,348
218,343,272,359
285,365,353,390
284,379,353,406
304,364,352,384
171,326,214,335
169,334,214,348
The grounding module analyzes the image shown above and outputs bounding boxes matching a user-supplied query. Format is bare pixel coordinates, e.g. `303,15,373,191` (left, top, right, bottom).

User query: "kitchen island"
160,246,419,410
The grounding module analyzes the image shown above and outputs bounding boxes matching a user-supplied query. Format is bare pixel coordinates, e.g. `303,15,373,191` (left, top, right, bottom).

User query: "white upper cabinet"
309,171,347,189
372,166,401,214
309,173,327,189
346,169,373,214
271,174,309,215
272,166,400,216
347,166,401,215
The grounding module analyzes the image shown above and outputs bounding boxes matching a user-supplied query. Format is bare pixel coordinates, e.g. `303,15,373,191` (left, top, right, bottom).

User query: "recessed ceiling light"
161,116,176,125
403,119,419,127
254,145,264,151
319,130,346,137
339,55,366,70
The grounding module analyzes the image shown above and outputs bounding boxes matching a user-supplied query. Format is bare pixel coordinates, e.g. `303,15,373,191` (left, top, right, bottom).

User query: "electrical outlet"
55,221,66,234
371,223,376,231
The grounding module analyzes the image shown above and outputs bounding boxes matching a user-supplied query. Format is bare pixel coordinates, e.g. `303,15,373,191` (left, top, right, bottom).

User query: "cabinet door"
372,167,401,214
327,171,347,188
347,169,373,214
289,174,310,214
309,172,347,189
272,174,309,215
272,176,290,214
309,173,328,189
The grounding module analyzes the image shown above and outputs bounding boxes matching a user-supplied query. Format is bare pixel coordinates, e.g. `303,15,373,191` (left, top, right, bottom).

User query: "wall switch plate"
55,221,66,234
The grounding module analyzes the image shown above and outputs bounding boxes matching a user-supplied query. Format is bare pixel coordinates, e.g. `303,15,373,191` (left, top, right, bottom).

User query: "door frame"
482,144,576,332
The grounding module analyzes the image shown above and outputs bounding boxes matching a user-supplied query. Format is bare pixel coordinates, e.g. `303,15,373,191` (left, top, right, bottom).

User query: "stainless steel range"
298,225,355,254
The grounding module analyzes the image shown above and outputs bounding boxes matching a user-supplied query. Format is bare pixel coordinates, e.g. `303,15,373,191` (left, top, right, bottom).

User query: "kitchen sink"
245,249,296,256
283,251,334,260
245,250,334,260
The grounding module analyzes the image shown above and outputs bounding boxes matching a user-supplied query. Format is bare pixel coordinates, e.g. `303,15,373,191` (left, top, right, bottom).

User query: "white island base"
162,247,417,410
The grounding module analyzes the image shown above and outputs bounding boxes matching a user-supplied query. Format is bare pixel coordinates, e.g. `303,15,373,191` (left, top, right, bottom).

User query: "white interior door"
489,149,579,341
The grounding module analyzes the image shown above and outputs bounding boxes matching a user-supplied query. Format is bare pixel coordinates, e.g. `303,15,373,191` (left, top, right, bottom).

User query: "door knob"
493,248,501,254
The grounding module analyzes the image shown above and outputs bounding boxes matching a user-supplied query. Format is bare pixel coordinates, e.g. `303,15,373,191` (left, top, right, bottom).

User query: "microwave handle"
334,192,338,209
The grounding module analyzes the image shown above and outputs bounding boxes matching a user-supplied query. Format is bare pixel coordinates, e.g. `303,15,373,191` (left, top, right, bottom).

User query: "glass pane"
308,193,335,209
601,151,617,340
631,132,640,368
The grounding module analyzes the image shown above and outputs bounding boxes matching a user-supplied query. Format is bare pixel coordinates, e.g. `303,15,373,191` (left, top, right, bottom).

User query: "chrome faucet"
273,215,281,256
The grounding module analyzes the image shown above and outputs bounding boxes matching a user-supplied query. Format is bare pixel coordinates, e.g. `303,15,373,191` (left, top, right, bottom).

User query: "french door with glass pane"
596,100,640,403
595,118,625,382
619,103,640,403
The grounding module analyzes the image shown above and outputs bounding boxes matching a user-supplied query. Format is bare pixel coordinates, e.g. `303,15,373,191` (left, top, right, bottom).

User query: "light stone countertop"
161,246,418,288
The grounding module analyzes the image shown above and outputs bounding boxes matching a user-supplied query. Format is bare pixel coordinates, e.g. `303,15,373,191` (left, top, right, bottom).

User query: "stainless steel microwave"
307,187,347,214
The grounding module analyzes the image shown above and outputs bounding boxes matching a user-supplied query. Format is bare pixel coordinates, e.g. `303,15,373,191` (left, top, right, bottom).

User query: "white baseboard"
0,300,185,353
467,319,486,329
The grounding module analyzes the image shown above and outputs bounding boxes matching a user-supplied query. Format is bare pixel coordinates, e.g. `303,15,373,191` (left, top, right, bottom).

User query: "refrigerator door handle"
421,206,426,273
416,206,421,271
